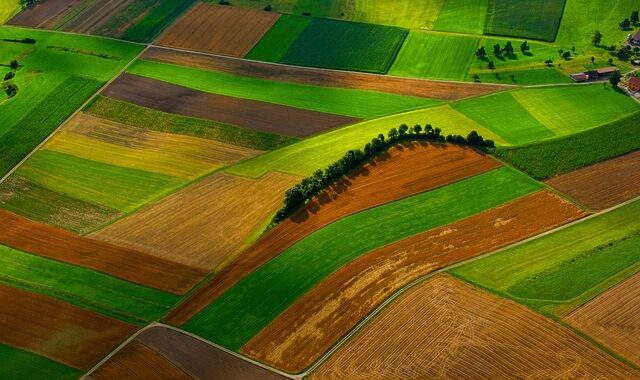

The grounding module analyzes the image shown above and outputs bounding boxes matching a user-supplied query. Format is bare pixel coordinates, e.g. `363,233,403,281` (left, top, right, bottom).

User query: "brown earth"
0,209,208,295
565,271,640,366
143,46,509,100
163,143,502,326
91,171,300,271
102,73,359,137
0,284,137,370
7,0,82,28
546,150,640,210
242,190,588,372
156,3,280,57
310,275,639,379
89,340,192,380
61,0,135,34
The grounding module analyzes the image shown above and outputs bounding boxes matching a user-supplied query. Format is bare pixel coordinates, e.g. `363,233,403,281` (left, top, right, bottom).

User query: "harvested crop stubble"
156,3,279,57
163,143,501,326
565,271,640,366
92,171,300,270
0,284,137,370
310,275,639,379
7,0,80,28
546,150,640,210
89,340,191,380
102,74,358,137
142,47,508,100
61,0,135,34
243,190,587,372
0,209,207,294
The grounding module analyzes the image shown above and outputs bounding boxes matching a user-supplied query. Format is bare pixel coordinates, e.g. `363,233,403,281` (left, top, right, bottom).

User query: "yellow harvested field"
565,271,640,366
91,171,300,270
43,113,262,179
311,275,638,379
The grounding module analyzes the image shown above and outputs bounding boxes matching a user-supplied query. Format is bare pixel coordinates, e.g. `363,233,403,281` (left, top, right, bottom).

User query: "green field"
0,0,19,24
128,59,439,119
280,18,408,74
226,105,506,178
0,344,80,380
494,111,640,179
390,31,480,80
0,244,180,324
433,0,488,34
246,15,311,62
184,167,541,349
485,0,567,41
349,0,444,29
210,0,342,18
451,199,640,316
86,96,298,151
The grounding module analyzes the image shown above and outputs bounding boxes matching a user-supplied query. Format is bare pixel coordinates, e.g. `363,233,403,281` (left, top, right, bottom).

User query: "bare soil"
8,0,81,28
62,0,135,34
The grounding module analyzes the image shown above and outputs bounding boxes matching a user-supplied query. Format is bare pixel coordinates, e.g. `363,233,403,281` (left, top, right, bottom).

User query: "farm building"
627,76,640,91
630,30,640,45
569,67,619,82
570,73,588,82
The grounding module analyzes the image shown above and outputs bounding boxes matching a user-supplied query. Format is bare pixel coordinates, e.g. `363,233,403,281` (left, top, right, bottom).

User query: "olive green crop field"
484,0,566,41
0,343,80,380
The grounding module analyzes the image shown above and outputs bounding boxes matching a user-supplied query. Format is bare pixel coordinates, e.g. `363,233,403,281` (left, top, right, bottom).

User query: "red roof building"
627,76,640,91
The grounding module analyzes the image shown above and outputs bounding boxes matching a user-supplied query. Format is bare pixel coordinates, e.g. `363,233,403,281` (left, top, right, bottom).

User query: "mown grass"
86,96,297,151
433,0,488,34
451,199,640,316
128,59,439,119
0,244,180,324
494,111,640,179
484,0,566,41
0,343,80,380
389,31,480,80
281,18,408,74
184,167,541,349
245,14,310,62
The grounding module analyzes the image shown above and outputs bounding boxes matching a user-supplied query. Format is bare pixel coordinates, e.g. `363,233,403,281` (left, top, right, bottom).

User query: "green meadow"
185,167,541,349
0,344,80,380
433,0,488,34
484,0,566,41
246,15,311,62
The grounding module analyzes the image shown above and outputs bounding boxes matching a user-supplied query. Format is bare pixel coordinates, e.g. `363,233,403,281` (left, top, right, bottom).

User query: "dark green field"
485,0,567,41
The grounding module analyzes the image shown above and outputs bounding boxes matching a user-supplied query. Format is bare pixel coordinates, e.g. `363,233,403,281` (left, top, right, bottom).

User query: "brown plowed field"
546,150,640,210
102,74,359,137
91,171,300,271
90,340,192,380
143,47,509,100
62,0,134,34
156,3,279,57
0,284,137,370
163,143,501,326
243,190,587,372
310,275,639,379
565,271,640,366
0,209,208,295
7,0,81,28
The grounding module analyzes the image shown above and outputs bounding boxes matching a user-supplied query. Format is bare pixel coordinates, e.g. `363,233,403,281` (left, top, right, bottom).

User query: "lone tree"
488,60,495,70
592,30,603,46
503,41,514,56
475,46,486,59
609,71,622,86
9,60,18,70
631,10,639,26
493,44,501,56
620,18,631,30
520,40,530,53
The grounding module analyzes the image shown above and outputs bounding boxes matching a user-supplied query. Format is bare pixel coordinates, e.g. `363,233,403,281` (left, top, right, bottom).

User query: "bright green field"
281,18,408,74
485,0,567,41
495,111,640,179
226,105,505,178
245,15,310,62
350,0,444,29
0,0,19,24
0,344,80,380
451,199,640,316
16,150,184,213
452,92,554,145
0,244,180,324
433,0,488,34
184,167,541,349
390,31,480,80
128,59,439,119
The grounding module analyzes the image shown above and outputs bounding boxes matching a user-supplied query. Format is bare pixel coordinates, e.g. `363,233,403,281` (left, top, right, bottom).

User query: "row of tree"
3,60,19,98
271,126,494,225
475,41,529,60
619,10,639,30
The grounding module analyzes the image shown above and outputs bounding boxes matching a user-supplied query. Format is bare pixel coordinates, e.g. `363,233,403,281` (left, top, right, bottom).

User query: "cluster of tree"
620,10,639,30
558,48,572,60
607,44,640,61
2,38,36,44
3,60,19,98
218,0,231,5
476,41,527,60
271,126,494,225
19,0,39,8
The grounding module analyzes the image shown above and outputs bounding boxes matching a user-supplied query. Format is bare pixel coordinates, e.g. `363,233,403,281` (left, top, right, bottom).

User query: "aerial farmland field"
2,0,640,378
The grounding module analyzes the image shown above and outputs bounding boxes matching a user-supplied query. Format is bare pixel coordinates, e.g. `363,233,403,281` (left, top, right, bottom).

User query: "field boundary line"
0,44,150,185
1,24,149,46
299,194,640,377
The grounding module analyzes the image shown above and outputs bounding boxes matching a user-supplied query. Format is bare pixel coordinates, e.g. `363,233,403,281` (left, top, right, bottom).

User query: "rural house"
630,30,640,45
627,76,640,91
569,66,619,82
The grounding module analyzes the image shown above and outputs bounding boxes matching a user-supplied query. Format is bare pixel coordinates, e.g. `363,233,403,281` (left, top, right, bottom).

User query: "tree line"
3,60,19,98
271,126,495,225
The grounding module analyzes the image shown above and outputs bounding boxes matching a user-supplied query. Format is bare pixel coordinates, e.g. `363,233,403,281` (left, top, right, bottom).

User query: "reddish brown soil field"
310,275,638,379
156,3,279,57
546,150,640,210
102,74,359,137
0,209,207,295
143,47,509,100
92,171,301,271
7,0,80,28
90,340,192,380
62,0,134,34
565,271,640,366
0,284,137,370
242,190,587,372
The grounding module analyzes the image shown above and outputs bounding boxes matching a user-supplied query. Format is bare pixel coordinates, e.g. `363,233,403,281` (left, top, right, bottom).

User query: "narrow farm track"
241,190,587,372
309,275,640,379
163,143,501,325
